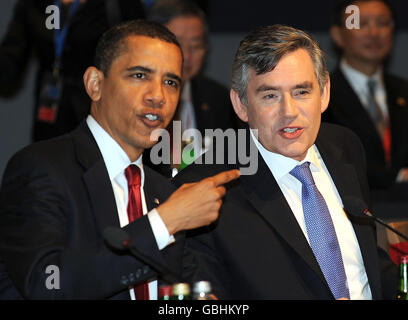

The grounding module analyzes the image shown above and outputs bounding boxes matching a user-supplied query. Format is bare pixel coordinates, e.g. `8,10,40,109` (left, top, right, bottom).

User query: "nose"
145,79,166,108
367,20,381,37
280,94,299,119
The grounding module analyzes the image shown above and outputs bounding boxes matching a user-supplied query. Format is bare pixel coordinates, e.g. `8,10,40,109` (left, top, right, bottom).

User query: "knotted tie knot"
367,78,377,96
125,164,141,188
290,162,315,186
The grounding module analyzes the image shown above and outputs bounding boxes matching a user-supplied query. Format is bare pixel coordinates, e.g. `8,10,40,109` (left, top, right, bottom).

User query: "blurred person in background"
0,0,145,142
145,0,240,177
324,0,408,200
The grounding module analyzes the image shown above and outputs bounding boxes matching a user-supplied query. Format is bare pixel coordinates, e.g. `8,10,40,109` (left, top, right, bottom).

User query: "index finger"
207,169,240,187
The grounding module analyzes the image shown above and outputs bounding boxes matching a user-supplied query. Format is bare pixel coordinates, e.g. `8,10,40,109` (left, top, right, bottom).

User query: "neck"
343,56,381,77
90,109,143,163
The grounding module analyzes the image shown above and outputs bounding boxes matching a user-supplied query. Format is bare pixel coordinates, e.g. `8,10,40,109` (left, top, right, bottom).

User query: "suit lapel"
238,126,381,298
191,77,209,133
143,167,183,276
316,131,382,299
385,73,408,166
72,122,120,236
239,138,327,289
332,69,384,151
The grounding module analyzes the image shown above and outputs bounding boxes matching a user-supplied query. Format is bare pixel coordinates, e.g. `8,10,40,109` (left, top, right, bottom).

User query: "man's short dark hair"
94,19,181,76
148,0,208,43
148,0,206,26
330,0,395,27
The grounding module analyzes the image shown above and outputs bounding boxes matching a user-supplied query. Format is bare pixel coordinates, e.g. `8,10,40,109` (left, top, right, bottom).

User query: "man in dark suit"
0,20,239,299
174,25,397,299
144,0,240,177
324,0,408,197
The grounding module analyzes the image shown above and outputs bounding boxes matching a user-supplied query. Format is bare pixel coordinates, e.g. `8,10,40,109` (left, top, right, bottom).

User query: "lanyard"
53,0,81,74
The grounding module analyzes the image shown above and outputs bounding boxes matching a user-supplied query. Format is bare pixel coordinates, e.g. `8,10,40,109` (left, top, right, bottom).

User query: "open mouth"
283,127,300,133
140,113,163,128
145,113,159,121
280,127,304,139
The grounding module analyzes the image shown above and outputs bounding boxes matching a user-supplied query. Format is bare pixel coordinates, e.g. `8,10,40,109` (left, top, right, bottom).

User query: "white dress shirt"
86,115,175,300
179,81,198,133
250,130,372,299
340,58,389,121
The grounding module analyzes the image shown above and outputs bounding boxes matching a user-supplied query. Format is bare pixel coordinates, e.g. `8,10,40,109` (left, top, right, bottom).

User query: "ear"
83,67,104,102
330,25,345,49
320,76,331,114
230,89,248,123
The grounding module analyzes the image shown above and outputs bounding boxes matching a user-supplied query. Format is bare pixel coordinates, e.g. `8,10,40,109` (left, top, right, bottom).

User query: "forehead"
166,16,204,38
248,49,317,88
111,35,183,73
348,1,392,18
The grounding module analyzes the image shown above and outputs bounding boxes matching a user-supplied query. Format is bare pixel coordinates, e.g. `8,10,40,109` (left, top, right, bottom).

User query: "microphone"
343,196,408,242
103,226,182,284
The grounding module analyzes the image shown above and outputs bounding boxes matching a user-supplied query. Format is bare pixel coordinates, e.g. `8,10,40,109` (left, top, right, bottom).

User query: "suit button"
135,269,142,279
129,273,136,283
143,266,149,274
120,275,129,286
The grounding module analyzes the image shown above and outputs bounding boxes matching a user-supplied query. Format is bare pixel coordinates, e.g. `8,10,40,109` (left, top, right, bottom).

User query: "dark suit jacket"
323,67,408,192
189,75,239,134
173,123,397,299
0,121,184,299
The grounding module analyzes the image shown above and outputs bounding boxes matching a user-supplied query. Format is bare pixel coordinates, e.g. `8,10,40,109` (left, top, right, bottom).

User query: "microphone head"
342,196,369,218
103,226,131,251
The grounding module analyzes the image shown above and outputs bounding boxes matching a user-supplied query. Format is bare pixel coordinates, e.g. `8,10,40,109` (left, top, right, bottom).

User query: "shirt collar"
181,80,192,102
250,128,321,181
340,57,384,94
86,115,145,186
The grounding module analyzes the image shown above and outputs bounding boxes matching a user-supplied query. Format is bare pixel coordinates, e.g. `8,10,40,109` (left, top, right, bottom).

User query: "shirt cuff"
147,208,175,250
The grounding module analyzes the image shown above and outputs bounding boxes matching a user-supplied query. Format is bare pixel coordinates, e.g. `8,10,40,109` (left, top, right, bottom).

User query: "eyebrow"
126,65,182,84
256,81,314,93
126,65,152,74
166,72,182,84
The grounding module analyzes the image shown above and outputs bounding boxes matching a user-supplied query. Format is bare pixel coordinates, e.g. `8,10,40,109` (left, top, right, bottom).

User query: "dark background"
205,0,408,32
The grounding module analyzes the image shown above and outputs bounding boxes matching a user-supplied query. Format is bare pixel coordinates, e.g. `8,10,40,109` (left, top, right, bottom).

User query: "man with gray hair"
174,24,397,299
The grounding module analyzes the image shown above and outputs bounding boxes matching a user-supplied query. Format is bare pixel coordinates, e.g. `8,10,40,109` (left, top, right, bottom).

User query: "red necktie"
367,79,392,165
125,164,150,300
383,125,392,166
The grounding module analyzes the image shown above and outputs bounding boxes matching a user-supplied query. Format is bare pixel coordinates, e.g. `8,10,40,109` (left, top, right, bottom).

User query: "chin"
281,145,309,161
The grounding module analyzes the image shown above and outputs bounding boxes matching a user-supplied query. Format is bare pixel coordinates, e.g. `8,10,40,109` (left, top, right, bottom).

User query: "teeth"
283,127,298,133
145,114,158,121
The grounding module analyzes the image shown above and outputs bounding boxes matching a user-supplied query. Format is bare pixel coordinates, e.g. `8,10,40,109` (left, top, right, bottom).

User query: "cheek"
164,92,181,120
249,112,276,143
191,53,204,68
382,34,393,46
345,32,364,47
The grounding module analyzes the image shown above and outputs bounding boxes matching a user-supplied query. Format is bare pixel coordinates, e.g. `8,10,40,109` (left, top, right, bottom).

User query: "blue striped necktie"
290,162,350,299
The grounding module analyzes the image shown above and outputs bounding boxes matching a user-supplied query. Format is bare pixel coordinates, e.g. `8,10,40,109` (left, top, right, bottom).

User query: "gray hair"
231,25,329,106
